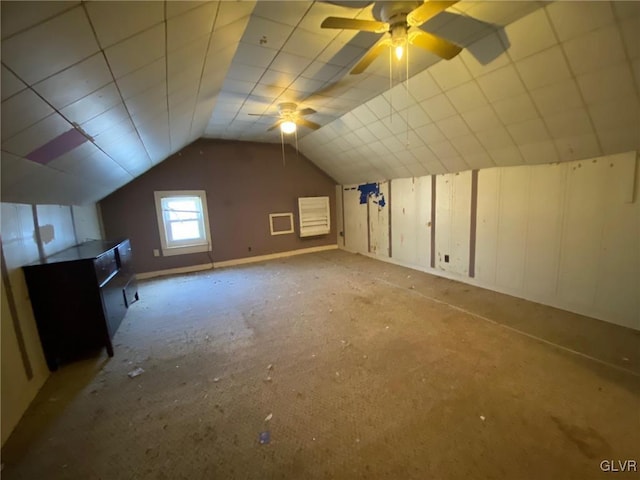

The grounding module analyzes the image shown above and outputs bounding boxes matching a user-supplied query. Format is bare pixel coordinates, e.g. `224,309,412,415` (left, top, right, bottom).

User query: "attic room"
1,0,638,477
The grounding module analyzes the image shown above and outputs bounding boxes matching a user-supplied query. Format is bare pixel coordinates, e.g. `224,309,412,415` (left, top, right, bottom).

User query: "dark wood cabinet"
22,239,138,371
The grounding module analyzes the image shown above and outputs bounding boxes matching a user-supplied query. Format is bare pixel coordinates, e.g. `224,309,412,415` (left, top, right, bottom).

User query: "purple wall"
99,139,337,273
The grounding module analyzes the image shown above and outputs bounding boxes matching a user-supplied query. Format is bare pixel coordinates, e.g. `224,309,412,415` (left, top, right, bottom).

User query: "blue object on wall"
357,182,386,208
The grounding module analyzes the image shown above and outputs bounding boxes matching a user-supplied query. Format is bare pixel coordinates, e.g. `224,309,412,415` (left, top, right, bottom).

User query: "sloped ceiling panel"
1,1,638,205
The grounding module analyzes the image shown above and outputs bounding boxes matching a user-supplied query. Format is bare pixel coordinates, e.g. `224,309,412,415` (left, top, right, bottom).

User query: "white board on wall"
435,172,471,276
343,186,368,254
391,177,432,268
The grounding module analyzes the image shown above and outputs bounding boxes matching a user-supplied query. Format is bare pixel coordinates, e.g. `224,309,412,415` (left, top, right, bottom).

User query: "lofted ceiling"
1,1,638,204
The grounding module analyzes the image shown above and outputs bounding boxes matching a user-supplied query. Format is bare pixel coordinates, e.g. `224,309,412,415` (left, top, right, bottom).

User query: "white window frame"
269,213,294,236
154,190,212,256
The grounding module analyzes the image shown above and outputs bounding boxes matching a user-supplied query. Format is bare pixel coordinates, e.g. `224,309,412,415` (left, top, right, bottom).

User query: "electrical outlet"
444,254,449,263
153,249,160,257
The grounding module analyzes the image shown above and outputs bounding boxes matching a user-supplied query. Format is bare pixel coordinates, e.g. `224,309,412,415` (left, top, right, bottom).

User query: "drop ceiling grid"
301,1,639,182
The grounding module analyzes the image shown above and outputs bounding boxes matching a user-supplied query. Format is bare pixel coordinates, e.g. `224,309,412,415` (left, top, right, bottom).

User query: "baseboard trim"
137,244,338,280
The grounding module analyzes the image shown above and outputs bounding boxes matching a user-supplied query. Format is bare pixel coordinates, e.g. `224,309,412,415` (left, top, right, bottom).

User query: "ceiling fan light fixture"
280,120,297,134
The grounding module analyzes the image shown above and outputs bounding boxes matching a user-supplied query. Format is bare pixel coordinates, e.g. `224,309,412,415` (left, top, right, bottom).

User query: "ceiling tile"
86,1,164,48
1,65,26,100
588,97,640,132
507,117,550,145
620,16,639,60
105,24,165,79
438,115,471,140
544,107,594,139
252,1,311,27
460,105,502,133
1,6,100,84
116,57,165,100
449,133,485,156
463,1,541,27
80,103,130,138
243,15,294,53
546,1,614,43
318,41,366,68
576,62,636,106
1,88,55,139
167,2,217,52
514,45,572,91
487,145,524,167
430,139,459,159
492,93,539,125
125,82,167,116
554,134,601,162
213,1,256,30
1,1,79,40
302,61,344,83
414,123,446,144
476,126,515,151
234,42,279,69
32,53,112,109
281,27,328,60
404,104,431,128
429,56,472,91
445,81,487,113
383,84,414,112
518,140,559,164
597,127,640,156
270,51,314,75
365,96,392,119
476,64,526,102
1,113,71,157
530,78,584,117
408,69,442,102
460,32,511,78
166,1,209,19
562,24,626,75
60,82,122,124
208,16,249,54
420,94,456,121
504,8,557,62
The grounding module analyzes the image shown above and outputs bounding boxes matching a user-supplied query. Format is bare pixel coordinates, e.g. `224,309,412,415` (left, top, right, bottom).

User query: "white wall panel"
475,168,500,283
436,172,471,275
335,185,344,249
523,163,565,298
342,185,368,254
369,181,389,258
340,152,639,329
495,167,529,290
72,204,103,242
36,205,76,257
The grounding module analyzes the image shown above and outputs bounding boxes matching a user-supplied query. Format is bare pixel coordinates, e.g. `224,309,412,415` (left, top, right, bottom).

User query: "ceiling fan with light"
249,102,321,135
321,0,462,74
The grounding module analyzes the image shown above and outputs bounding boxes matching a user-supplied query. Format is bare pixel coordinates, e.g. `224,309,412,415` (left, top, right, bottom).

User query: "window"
154,191,212,256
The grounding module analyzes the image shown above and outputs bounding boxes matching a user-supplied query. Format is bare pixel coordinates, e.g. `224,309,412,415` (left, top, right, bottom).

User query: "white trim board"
137,245,338,279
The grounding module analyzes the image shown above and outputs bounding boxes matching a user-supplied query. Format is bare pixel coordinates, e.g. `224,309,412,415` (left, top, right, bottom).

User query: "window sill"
161,244,211,256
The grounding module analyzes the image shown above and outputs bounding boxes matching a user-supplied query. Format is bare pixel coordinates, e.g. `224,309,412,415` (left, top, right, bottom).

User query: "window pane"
165,198,200,221
170,220,201,241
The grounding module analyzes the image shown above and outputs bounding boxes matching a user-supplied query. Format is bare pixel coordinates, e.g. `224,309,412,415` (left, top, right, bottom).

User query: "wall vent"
298,196,330,237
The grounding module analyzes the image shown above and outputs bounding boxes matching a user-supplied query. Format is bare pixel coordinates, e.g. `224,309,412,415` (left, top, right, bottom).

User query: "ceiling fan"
249,102,321,134
321,0,462,74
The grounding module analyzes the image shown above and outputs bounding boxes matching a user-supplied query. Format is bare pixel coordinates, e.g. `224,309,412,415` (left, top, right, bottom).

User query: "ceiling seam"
163,1,172,154
0,2,81,42
541,5,602,161
187,0,223,142
81,1,155,172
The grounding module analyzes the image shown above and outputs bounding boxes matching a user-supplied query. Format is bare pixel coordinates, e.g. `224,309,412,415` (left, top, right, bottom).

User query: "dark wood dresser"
23,239,138,371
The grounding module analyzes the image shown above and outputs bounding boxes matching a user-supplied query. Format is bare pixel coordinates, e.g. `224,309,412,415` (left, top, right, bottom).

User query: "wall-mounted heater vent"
298,196,330,237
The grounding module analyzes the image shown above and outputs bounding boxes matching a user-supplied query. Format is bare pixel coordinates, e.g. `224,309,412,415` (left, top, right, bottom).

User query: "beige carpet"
2,250,639,479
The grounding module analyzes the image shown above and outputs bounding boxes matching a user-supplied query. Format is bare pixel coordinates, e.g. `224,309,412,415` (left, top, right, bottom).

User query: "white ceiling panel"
1,113,71,157
32,53,112,109
104,24,165,79
116,57,166,100
562,24,627,75
1,65,26,100
1,6,99,84
86,1,164,48
547,1,615,43
1,88,55,139
1,1,79,40
1,1,638,205
167,2,217,52
503,8,557,62
60,83,122,125
514,45,572,91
